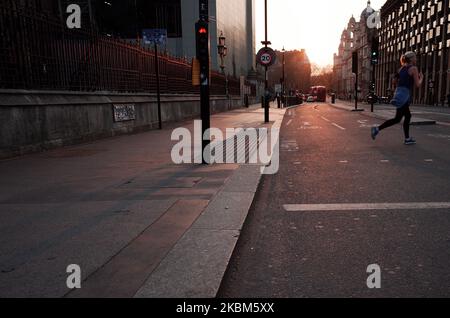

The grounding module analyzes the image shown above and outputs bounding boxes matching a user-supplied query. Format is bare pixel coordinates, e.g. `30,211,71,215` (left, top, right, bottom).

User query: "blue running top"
398,65,414,91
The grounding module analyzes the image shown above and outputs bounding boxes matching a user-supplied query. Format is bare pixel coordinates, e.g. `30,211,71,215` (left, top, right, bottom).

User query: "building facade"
164,0,256,79
376,0,450,105
268,49,311,94
333,1,378,100
37,0,255,79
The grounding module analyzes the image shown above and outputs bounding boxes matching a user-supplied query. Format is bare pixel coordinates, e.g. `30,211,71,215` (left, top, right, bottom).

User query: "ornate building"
333,1,378,100
376,0,450,105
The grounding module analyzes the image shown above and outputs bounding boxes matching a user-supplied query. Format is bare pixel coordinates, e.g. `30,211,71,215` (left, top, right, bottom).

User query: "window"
93,0,183,38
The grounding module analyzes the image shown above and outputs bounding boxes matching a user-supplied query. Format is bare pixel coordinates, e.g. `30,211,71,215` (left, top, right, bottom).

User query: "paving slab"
134,109,287,298
67,200,209,298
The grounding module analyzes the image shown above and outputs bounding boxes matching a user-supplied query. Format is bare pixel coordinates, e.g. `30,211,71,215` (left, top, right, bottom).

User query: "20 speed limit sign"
257,47,276,67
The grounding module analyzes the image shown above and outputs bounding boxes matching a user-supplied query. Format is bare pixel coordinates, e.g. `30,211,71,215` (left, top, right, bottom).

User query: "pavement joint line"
283,202,450,212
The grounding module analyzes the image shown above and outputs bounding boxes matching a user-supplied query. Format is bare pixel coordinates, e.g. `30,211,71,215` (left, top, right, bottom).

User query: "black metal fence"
0,1,248,96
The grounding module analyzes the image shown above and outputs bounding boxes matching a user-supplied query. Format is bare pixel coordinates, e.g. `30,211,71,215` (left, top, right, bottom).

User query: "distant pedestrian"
276,93,281,108
371,51,423,145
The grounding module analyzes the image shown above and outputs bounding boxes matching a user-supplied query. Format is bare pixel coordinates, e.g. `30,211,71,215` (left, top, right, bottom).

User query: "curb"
134,165,263,298
134,110,287,298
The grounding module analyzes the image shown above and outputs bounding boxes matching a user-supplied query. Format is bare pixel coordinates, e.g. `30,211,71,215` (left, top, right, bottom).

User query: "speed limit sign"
257,47,276,67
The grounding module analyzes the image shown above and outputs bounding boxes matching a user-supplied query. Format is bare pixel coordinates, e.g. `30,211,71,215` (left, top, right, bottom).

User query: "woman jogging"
371,51,423,145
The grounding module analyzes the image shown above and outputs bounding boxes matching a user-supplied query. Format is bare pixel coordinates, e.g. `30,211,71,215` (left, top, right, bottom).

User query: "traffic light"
371,37,380,65
196,21,209,64
195,20,209,87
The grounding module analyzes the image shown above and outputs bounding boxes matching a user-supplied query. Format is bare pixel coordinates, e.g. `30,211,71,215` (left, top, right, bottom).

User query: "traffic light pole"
351,51,362,112
197,0,210,164
370,36,380,113
371,63,376,113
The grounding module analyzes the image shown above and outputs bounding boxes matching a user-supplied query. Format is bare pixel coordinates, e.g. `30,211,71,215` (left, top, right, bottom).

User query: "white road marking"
283,202,450,212
332,123,346,130
321,116,331,122
339,160,348,163
427,133,450,139
424,159,434,162
286,119,293,126
380,160,390,163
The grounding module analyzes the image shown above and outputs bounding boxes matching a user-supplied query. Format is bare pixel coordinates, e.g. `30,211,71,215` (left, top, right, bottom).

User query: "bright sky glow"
255,0,386,67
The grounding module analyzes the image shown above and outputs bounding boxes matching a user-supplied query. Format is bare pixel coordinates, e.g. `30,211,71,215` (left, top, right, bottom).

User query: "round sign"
257,47,276,67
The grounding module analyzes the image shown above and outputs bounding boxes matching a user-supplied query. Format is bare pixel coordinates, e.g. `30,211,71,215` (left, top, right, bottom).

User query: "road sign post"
260,0,272,123
257,47,276,122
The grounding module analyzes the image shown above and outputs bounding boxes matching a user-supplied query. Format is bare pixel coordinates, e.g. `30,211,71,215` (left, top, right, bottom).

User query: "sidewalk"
329,100,441,126
0,104,286,298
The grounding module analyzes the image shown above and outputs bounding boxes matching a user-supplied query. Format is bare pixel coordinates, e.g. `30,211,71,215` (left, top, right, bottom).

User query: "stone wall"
0,90,257,159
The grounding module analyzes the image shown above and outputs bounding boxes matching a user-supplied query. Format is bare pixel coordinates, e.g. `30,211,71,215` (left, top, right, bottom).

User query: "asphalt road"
219,103,450,298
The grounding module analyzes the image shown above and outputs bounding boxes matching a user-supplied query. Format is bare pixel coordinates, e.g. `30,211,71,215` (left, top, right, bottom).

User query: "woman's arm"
409,66,423,88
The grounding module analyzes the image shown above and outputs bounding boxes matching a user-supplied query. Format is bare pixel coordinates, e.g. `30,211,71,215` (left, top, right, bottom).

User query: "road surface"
219,103,450,298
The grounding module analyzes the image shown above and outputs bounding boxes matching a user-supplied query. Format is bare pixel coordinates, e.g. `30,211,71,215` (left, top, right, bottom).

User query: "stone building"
376,0,450,105
333,1,378,100
268,49,312,94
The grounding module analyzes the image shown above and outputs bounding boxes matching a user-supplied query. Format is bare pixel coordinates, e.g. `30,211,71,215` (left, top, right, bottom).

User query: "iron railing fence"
0,1,249,96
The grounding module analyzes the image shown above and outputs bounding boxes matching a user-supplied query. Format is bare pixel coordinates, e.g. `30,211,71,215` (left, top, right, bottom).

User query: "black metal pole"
264,0,269,123
371,63,375,113
199,0,210,164
155,43,162,129
282,49,285,108
355,74,358,111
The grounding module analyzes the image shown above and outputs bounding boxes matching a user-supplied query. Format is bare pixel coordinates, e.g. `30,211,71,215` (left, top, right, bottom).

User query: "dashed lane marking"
332,123,346,130
283,202,450,212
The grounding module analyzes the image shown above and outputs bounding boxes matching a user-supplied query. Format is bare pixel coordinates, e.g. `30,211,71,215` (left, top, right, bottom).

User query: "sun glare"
256,0,386,67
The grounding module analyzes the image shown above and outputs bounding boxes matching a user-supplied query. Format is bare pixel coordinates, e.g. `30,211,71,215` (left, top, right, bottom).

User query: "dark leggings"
379,104,412,139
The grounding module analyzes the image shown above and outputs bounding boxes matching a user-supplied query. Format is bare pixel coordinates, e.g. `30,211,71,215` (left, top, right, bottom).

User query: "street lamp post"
217,32,229,103
282,46,286,108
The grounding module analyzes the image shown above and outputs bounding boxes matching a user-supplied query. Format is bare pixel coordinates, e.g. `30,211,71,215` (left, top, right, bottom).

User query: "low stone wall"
0,90,255,159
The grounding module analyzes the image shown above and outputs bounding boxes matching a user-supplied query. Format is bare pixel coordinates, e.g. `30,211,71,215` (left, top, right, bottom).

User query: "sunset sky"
255,0,387,67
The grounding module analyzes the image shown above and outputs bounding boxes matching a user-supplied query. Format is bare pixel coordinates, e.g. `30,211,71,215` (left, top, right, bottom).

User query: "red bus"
310,86,327,102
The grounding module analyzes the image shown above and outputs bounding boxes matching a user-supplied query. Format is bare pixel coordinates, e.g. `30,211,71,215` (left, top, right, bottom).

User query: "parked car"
306,96,315,103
